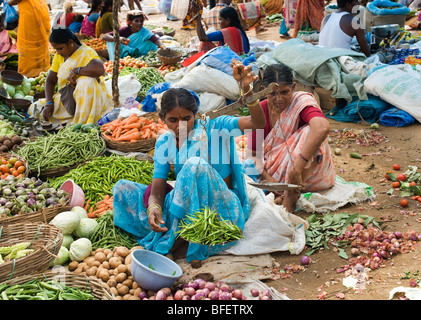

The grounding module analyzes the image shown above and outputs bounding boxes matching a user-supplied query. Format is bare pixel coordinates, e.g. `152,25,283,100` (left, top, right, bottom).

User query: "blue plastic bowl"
130,249,183,291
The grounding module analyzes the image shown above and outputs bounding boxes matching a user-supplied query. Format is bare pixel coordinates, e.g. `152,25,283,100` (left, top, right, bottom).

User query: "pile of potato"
67,245,145,300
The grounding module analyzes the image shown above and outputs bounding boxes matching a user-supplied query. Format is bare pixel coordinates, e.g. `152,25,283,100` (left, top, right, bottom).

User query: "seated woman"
97,0,114,36
28,28,113,126
244,63,335,213
80,0,103,38
112,61,266,263
69,14,84,33
195,6,250,55
102,10,166,60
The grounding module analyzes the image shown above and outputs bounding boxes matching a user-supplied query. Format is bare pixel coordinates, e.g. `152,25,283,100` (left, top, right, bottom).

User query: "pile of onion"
138,279,272,300
335,221,420,272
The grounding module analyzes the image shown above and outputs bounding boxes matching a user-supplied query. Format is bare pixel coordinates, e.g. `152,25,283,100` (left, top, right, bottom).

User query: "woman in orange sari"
9,0,50,78
245,63,335,213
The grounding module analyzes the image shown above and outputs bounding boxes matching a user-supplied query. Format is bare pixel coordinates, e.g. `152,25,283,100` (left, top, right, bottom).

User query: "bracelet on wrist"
77,67,81,75
147,203,162,215
247,100,260,108
45,100,54,106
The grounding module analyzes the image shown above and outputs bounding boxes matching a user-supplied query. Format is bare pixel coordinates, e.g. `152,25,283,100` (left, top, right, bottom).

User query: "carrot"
113,126,123,139
84,198,91,211
141,128,151,139
87,211,96,218
116,131,141,141
122,122,142,130
103,195,110,201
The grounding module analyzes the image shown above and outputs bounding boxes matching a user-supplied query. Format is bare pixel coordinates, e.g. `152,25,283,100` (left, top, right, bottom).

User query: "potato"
98,269,110,282
129,246,144,253
83,256,96,267
122,278,133,289
115,295,123,300
128,295,140,300
68,261,79,271
123,294,132,300
86,266,97,277
115,272,127,283
132,281,139,290
126,264,132,276
103,248,112,256
94,252,107,263
101,261,110,270
92,261,101,267
117,284,129,296
133,287,141,297
109,257,122,269
115,246,130,258
95,248,104,253
79,262,89,272
106,252,113,260
129,288,135,295
114,264,127,275
107,278,117,288
73,266,83,274
124,254,132,266
110,287,118,296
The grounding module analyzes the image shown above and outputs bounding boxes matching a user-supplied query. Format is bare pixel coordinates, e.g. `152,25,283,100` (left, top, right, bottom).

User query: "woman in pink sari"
246,63,335,213
0,24,17,61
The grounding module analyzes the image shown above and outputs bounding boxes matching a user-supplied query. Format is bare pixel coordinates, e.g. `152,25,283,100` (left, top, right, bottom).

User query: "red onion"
301,255,310,265
260,295,270,300
219,284,231,292
182,295,191,300
184,287,196,296
216,281,225,288
250,288,259,297
410,234,418,241
156,290,167,300
394,231,402,239
205,282,216,291
208,291,219,300
195,278,206,289
138,292,148,300
186,281,199,290
201,288,210,296
174,290,186,300
262,289,270,297
219,292,232,300
232,289,243,300
161,287,171,296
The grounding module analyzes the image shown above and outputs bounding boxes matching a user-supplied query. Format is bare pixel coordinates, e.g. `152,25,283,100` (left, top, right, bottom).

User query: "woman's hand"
120,37,129,45
68,68,79,86
42,104,54,121
148,207,168,233
231,60,258,89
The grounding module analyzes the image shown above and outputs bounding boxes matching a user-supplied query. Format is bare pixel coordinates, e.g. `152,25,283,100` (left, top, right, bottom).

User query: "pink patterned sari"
263,91,335,192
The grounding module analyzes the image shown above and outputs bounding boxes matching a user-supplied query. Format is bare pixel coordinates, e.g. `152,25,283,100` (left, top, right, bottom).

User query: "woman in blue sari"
102,10,166,61
112,61,266,263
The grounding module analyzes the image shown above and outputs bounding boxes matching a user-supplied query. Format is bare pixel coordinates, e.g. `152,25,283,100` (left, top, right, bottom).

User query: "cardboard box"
294,82,341,112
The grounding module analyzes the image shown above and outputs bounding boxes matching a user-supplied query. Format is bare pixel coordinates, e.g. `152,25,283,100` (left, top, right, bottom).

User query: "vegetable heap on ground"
15,126,104,175
176,206,244,246
101,113,168,141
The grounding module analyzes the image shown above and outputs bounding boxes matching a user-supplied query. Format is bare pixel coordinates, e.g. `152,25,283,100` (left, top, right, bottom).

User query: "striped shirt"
203,3,228,30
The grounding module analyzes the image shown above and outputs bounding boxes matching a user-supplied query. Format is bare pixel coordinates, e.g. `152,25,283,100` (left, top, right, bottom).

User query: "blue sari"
112,116,250,262
106,27,157,61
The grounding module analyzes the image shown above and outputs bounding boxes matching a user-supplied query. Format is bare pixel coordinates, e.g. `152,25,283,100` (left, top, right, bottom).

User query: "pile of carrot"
101,113,168,142
85,195,114,218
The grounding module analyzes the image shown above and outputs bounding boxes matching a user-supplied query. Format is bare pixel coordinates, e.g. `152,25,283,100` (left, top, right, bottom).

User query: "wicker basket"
157,48,182,65
0,152,29,178
0,222,63,282
0,198,71,226
101,112,161,153
1,270,115,300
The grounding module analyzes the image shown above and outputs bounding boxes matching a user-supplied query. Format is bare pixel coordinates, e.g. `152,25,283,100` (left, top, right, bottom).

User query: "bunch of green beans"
48,154,154,205
0,278,96,300
124,67,165,97
89,211,138,250
176,207,244,246
15,126,104,174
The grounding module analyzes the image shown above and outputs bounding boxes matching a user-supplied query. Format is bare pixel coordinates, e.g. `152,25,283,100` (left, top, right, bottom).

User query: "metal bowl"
1,70,24,86
371,24,400,39
6,98,31,111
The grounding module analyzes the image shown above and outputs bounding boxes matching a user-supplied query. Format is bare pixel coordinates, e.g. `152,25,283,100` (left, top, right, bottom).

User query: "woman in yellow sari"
29,28,113,126
8,0,50,78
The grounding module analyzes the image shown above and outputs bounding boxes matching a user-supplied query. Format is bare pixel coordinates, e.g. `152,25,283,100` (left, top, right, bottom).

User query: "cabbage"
24,95,33,102
22,83,31,95
69,238,92,262
4,84,15,98
73,218,98,239
14,91,25,99
49,211,81,235
71,206,88,219
62,234,74,249
50,246,70,266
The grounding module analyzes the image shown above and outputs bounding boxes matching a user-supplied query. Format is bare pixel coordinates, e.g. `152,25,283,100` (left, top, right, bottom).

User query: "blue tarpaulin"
378,107,416,127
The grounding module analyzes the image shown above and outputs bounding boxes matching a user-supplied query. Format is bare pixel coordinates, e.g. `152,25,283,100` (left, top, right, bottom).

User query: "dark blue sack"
378,107,415,127
4,1,18,23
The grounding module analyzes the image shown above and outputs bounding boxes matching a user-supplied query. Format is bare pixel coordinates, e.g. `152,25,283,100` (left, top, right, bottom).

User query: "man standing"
318,0,371,57
203,0,231,30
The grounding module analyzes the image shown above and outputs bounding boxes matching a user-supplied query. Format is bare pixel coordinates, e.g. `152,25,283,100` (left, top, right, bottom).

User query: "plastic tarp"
378,107,416,127
326,94,392,124
366,0,410,15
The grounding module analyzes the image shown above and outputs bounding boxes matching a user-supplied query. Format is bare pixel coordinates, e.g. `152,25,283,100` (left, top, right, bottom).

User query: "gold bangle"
247,100,260,108
147,204,162,215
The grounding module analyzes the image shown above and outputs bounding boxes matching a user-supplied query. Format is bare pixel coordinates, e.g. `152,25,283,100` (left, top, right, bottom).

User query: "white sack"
105,74,142,109
198,92,226,114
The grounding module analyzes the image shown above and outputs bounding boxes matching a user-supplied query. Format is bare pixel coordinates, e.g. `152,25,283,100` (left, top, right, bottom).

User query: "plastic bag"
142,0,160,15
200,46,241,76
4,1,18,23
198,92,226,114
170,0,190,20
105,74,142,109
158,0,179,20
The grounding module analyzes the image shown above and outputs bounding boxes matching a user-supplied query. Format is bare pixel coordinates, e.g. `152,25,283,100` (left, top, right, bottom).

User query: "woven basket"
157,48,182,65
0,198,71,226
1,270,115,300
0,152,29,178
101,112,161,153
0,222,63,282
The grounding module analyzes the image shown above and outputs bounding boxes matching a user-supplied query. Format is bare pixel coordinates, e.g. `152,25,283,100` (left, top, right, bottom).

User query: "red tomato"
409,182,417,187
400,199,409,207
392,164,401,170
397,174,407,182
392,181,400,188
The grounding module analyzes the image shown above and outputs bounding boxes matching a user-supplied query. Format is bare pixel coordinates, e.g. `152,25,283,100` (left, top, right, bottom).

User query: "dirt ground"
145,12,421,301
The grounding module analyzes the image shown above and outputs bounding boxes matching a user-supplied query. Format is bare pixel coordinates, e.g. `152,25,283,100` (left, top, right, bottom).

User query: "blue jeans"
279,19,290,35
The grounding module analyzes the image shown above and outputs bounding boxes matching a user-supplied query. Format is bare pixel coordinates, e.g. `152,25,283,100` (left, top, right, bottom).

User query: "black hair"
159,88,199,120
127,13,145,22
337,0,354,8
49,27,82,45
89,0,103,15
100,0,113,16
219,7,250,51
74,14,84,23
262,63,293,87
